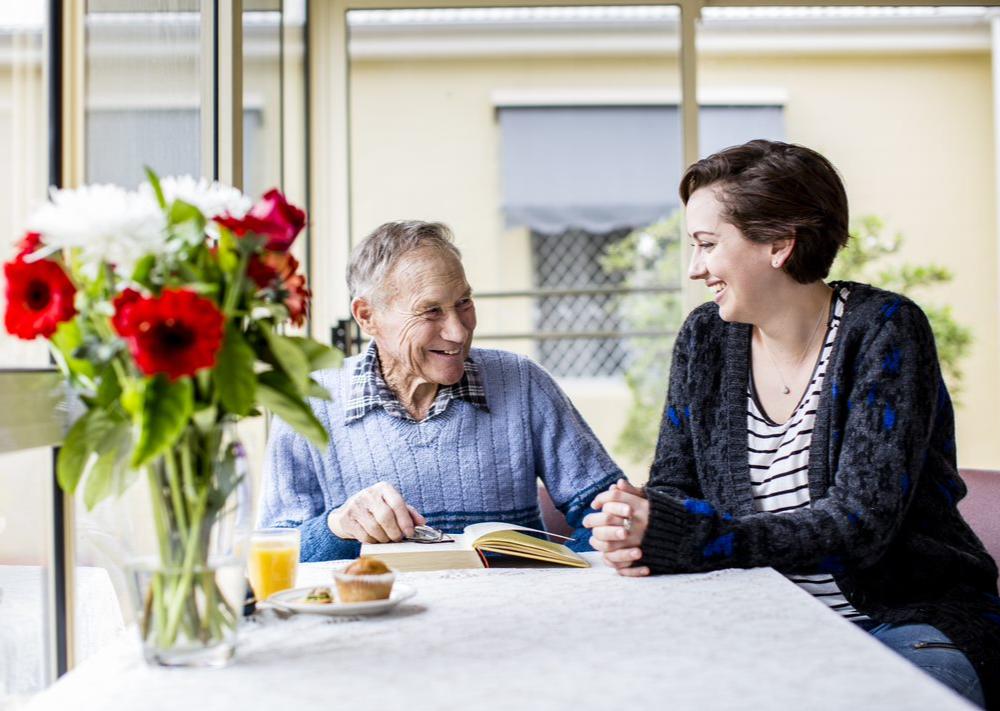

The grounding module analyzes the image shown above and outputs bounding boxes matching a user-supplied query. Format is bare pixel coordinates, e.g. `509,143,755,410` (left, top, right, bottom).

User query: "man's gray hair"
347,220,463,303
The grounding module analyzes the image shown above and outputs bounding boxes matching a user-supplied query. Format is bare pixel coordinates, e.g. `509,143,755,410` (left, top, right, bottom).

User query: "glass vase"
125,420,252,668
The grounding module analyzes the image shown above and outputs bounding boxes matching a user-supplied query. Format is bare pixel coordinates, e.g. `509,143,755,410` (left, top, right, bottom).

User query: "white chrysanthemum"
27,184,166,279
146,175,252,220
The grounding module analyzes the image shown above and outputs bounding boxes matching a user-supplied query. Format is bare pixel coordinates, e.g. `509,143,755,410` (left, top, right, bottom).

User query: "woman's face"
685,186,783,324
368,247,476,388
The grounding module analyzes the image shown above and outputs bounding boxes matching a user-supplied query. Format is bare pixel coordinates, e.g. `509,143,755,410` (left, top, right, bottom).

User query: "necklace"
757,302,828,396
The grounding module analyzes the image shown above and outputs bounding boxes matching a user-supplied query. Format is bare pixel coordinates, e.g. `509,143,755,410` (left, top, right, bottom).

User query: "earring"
772,260,781,268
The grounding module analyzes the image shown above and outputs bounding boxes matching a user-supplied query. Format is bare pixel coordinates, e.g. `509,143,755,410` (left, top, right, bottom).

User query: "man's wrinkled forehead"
382,247,470,306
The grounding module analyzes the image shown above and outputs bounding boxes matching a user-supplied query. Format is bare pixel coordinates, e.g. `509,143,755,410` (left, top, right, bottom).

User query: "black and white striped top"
747,286,866,621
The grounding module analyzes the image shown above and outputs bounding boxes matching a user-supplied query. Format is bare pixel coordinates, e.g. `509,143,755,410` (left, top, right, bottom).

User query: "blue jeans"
855,620,985,708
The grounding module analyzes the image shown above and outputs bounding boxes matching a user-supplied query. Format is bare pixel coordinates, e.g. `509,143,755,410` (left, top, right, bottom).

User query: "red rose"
15,232,42,261
247,252,311,326
215,189,305,252
246,252,281,289
282,273,310,327
111,288,144,336
113,289,224,380
4,257,77,340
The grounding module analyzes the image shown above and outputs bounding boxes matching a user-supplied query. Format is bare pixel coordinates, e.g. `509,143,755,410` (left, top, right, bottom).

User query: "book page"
462,522,537,544
472,530,588,566
462,522,572,545
361,537,472,555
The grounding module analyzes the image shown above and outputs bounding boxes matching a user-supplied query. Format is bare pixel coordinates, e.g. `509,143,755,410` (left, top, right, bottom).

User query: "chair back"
958,468,1000,571
537,482,574,538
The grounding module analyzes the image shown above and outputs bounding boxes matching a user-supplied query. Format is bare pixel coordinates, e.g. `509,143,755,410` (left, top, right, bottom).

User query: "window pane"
243,0,281,198
84,0,203,187
697,6,998,469
241,0,308,515
347,6,684,479
0,447,54,702
0,4,51,368
72,0,208,665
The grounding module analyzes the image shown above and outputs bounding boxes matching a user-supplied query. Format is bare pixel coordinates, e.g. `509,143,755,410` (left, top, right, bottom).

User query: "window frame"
307,0,1000,349
6,0,1000,688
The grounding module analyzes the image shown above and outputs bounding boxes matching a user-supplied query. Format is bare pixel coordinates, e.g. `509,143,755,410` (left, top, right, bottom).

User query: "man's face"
366,247,476,388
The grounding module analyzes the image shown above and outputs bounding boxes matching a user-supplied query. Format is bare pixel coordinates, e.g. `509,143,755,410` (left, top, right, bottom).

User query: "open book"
360,522,589,572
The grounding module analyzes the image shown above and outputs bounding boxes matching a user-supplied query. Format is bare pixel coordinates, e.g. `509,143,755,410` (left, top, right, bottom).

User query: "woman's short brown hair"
679,140,849,284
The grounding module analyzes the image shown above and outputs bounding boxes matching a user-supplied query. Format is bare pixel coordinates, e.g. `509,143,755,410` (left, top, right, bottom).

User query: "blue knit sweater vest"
258,347,623,561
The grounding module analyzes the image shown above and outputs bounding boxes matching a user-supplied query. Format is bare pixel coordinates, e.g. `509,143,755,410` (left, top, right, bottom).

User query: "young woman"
585,140,999,708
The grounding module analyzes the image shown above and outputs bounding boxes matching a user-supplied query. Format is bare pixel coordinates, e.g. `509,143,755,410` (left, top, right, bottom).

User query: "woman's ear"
770,236,796,269
351,297,378,338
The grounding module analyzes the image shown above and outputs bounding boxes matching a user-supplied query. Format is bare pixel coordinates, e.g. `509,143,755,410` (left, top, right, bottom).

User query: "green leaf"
167,199,204,226
94,362,123,407
120,379,143,417
217,226,240,273
57,409,119,494
305,378,332,401
57,413,94,494
82,421,131,510
131,254,157,288
215,325,257,415
167,199,207,246
50,320,96,382
236,232,266,255
131,375,194,468
257,370,329,449
192,403,218,433
260,324,311,394
144,166,166,209
287,337,343,371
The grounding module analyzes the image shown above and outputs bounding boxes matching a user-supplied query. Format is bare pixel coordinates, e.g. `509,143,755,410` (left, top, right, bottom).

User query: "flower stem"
222,249,251,318
180,429,197,498
161,486,209,646
164,447,189,541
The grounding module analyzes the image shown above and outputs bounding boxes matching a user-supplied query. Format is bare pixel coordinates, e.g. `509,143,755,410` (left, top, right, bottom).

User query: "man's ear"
351,297,377,338
770,235,796,269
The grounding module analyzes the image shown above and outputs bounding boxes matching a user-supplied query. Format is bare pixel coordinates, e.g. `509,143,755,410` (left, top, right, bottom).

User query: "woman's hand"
327,481,426,543
584,479,651,577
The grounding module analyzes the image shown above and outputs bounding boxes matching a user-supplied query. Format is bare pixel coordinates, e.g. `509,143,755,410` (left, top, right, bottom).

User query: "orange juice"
248,537,299,601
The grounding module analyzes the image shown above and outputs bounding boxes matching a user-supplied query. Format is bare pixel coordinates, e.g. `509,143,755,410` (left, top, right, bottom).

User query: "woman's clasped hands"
584,478,651,577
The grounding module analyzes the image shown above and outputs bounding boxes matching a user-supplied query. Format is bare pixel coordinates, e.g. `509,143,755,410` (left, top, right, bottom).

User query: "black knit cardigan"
641,281,1000,707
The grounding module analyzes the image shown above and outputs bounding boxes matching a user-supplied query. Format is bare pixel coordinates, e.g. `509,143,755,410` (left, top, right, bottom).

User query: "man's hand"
584,479,651,577
327,481,426,543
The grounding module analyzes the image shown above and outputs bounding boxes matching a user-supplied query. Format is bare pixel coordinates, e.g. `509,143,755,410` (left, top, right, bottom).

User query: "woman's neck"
753,281,834,360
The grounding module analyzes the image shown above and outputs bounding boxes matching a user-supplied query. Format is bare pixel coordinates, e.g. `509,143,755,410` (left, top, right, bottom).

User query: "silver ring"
622,517,632,532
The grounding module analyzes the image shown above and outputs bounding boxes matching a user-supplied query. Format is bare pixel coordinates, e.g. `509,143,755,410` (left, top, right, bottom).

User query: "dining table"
22,553,976,710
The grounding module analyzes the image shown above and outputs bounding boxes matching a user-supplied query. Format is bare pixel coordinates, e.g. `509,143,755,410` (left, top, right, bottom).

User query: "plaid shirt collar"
345,341,489,424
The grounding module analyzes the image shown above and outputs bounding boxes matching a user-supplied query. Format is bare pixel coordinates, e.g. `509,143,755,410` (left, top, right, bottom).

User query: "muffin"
333,556,395,602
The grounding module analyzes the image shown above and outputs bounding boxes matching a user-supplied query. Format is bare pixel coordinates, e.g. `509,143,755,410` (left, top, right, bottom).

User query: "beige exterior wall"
349,47,999,476
702,51,997,470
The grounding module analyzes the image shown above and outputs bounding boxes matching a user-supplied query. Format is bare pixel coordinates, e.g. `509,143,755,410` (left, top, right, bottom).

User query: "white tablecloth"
23,555,975,710
0,566,124,701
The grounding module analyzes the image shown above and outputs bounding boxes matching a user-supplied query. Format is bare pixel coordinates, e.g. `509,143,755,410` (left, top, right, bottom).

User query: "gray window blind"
499,104,784,235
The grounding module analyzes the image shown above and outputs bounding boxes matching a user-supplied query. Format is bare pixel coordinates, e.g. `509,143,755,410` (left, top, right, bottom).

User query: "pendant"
782,386,791,395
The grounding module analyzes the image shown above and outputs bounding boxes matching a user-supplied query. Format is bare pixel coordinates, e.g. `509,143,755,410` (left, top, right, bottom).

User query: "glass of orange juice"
248,528,300,602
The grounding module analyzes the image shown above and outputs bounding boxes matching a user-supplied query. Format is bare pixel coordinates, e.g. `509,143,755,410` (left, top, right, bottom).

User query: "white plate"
264,583,416,616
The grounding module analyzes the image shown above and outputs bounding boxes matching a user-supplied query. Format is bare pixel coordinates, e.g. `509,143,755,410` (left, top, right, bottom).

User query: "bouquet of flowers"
4,170,338,665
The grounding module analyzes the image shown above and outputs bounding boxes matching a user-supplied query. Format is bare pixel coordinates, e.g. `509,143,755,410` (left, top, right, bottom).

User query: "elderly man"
258,220,623,561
